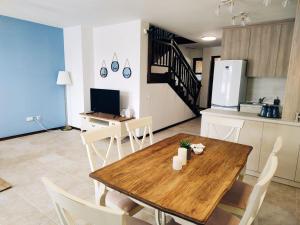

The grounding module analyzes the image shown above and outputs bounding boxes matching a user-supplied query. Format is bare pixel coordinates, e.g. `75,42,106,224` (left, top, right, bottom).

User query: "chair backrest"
81,125,122,205
239,155,278,225
81,125,122,171
42,177,124,225
202,116,244,142
125,116,153,153
272,136,283,155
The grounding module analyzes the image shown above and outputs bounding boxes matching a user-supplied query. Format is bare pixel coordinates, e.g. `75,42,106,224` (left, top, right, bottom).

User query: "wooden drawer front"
89,122,104,130
259,123,300,180
238,121,263,172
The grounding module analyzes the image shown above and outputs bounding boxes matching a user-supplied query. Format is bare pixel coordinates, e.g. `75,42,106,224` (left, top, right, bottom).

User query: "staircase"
147,26,201,115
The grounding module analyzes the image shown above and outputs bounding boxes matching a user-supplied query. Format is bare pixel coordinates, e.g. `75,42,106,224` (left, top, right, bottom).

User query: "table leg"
155,210,166,225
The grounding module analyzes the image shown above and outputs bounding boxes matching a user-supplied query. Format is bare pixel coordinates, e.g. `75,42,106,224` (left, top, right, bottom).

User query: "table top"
90,133,252,224
80,112,134,122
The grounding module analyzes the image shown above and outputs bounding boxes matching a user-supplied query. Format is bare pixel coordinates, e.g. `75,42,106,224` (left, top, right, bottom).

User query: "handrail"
171,40,199,83
152,39,200,86
148,27,201,112
151,39,200,98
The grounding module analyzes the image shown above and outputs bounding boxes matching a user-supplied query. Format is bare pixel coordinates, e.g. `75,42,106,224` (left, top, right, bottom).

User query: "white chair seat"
220,180,253,210
206,208,240,225
106,190,139,213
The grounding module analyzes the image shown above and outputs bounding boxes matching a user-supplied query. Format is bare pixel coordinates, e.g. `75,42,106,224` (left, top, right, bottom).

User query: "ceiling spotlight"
216,0,236,16
232,17,236,25
263,0,272,7
282,0,289,7
232,12,250,26
201,36,217,41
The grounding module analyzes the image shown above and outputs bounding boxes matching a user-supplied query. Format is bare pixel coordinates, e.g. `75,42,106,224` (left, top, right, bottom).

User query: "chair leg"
155,210,166,225
238,166,246,181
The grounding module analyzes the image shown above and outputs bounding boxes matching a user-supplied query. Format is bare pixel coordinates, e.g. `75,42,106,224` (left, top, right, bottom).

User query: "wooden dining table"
90,133,252,225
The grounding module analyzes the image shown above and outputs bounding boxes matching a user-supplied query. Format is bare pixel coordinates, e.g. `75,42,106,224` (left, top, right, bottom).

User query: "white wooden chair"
81,125,141,215
42,177,151,225
201,116,245,142
272,136,283,155
125,116,153,153
202,115,245,179
171,155,278,225
218,137,282,217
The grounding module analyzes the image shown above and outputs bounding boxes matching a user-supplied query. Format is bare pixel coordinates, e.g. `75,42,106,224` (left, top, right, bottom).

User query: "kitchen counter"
200,108,300,187
200,108,300,127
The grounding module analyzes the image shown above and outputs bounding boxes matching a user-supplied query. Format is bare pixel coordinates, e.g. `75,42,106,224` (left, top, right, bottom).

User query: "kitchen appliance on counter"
240,102,263,114
211,60,247,111
259,104,281,118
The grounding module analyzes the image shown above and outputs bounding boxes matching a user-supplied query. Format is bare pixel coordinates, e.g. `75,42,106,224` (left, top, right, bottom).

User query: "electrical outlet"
26,116,34,122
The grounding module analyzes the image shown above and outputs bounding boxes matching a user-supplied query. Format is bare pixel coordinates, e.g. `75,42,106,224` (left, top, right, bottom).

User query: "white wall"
93,21,141,118
64,26,93,128
179,45,203,67
64,20,196,131
139,22,194,131
199,46,222,108
246,77,286,105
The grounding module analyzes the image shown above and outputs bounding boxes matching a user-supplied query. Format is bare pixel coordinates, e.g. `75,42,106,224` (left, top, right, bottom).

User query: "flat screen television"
90,88,120,115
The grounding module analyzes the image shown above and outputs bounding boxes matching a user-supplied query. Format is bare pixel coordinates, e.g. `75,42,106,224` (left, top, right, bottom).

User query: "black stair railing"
148,27,201,114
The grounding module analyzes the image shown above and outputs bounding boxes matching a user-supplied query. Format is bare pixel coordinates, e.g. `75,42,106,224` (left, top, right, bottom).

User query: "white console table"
80,112,134,137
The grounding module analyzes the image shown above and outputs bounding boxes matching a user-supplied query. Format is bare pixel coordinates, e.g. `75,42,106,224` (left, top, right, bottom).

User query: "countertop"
200,108,300,127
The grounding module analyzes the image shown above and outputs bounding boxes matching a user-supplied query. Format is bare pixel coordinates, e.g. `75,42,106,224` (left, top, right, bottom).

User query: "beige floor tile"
0,117,299,225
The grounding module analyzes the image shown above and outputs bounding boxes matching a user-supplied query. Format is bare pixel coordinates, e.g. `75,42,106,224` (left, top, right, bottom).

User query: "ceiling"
0,0,297,47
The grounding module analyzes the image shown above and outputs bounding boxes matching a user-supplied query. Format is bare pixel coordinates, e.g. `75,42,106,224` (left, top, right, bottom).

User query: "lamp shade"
56,71,71,85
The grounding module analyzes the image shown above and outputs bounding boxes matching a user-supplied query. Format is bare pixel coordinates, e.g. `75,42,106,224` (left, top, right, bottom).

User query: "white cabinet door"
295,152,300,182
259,123,300,180
238,121,263,172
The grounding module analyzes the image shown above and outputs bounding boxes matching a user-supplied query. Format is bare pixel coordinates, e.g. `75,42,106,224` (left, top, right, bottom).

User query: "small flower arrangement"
180,140,191,149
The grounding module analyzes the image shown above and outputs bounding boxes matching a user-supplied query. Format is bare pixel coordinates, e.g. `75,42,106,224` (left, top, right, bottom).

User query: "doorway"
207,56,221,108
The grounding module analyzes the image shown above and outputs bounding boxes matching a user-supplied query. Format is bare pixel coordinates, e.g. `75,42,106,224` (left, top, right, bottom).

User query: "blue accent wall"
0,16,65,138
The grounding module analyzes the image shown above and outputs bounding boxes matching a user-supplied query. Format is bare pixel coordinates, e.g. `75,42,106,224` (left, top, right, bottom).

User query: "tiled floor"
0,117,299,225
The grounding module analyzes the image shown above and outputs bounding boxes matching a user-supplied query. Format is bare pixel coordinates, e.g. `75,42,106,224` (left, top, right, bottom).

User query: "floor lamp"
57,71,72,131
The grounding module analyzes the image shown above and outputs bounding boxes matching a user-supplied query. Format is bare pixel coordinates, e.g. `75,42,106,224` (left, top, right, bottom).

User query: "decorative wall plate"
123,59,132,79
111,53,119,72
100,60,108,78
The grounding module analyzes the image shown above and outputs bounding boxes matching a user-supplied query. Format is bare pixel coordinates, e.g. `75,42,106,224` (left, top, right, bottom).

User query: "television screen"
90,88,120,115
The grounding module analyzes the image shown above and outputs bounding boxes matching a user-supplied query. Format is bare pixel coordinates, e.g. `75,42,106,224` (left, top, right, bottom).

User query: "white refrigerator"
211,60,247,111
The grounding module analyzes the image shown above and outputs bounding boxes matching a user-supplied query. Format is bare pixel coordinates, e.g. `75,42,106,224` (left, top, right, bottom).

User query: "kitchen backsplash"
246,77,286,105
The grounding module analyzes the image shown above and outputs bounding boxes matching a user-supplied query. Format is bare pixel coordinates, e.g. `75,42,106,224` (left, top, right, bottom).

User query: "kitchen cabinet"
282,5,300,121
259,123,300,180
221,27,250,60
238,121,263,172
247,23,281,77
275,21,294,77
201,109,300,187
221,20,294,77
295,154,300,182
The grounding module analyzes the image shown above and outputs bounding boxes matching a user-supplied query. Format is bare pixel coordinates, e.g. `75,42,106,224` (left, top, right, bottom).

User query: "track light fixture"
263,0,290,8
232,12,251,26
216,0,236,16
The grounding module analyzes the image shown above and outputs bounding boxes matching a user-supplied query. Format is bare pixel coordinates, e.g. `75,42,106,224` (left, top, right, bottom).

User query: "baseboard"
71,126,81,131
153,116,200,134
137,116,200,139
0,126,64,141
246,169,300,188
